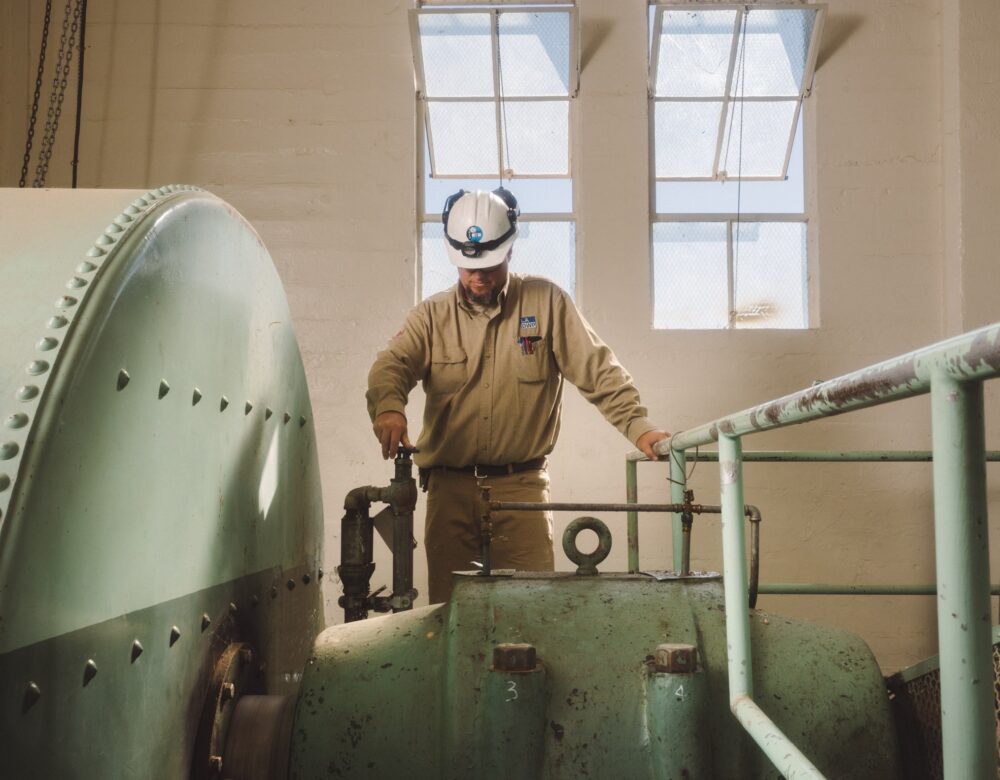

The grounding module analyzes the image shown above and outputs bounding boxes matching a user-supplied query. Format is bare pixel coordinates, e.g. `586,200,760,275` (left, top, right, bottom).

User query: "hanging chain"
19,0,54,188
33,0,83,188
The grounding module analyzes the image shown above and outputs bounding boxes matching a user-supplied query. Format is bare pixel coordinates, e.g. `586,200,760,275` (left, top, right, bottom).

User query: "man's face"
458,253,510,306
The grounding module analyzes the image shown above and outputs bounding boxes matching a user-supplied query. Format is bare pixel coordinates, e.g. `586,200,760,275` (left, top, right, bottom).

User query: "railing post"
930,373,996,778
719,435,751,697
626,458,639,573
670,449,687,572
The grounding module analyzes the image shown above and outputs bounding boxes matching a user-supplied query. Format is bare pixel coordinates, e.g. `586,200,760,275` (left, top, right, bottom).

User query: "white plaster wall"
4,0,998,673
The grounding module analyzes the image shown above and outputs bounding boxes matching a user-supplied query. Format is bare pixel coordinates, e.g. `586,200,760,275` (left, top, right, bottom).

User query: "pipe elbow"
344,486,375,511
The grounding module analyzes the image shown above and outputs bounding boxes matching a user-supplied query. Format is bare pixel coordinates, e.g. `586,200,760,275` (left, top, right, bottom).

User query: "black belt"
432,457,547,477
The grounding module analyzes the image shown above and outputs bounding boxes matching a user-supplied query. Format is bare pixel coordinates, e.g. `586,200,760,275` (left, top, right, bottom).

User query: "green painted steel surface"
0,187,324,777
758,583,1000,596
291,575,902,779
628,449,1000,462
929,374,995,777
670,449,686,571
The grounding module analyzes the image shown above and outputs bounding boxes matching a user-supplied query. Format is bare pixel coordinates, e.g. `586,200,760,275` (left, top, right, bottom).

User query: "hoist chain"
18,0,54,188
33,0,83,188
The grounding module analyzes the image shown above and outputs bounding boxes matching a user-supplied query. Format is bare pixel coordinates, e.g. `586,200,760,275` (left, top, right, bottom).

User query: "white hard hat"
442,188,519,269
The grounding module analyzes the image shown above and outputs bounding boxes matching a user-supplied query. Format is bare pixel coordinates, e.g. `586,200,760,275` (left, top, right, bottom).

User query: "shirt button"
482,416,488,420
484,383,490,388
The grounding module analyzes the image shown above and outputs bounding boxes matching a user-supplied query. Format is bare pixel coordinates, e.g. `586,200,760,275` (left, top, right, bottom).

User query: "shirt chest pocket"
514,337,550,383
427,345,468,395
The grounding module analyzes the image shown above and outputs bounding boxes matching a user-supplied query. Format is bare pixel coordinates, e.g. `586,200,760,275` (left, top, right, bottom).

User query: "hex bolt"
492,643,537,672
302,573,311,585
221,682,236,702
318,569,324,580
653,643,698,674
229,602,238,615
169,626,181,646
208,755,223,773
250,594,260,607
201,614,212,631
286,578,295,591
131,640,144,663
83,659,98,686
270,585,278,599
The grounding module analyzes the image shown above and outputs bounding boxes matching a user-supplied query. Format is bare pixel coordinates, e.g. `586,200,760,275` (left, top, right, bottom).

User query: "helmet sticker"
466,225,484,243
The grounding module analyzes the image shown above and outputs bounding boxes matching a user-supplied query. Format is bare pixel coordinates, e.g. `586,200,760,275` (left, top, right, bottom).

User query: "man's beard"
465,287,499,306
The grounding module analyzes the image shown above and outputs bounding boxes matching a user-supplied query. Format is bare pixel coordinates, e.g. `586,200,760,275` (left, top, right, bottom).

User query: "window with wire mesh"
411,4,577,300
649,4,824,330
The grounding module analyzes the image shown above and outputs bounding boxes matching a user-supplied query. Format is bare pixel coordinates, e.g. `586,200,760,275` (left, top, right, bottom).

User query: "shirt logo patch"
520,316,537,330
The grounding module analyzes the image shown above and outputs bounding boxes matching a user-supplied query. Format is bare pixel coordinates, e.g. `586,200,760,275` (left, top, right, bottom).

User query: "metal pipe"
337,449,419,620
746,504,760,609
930,373,995,778
731,697,823,779
720,436,751,697
490,501,720,513
337,490,376,623
655,449,1000,462
626,459,639,573
680,510,692,576
670,450,687,571
389,451,418,612
757,583,1000,596
720,435,822,777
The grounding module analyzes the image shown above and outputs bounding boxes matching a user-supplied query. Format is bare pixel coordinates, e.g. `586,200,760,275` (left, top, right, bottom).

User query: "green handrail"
626,321,1000,779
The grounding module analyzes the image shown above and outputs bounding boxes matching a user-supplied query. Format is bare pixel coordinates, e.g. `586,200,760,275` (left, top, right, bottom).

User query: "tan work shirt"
367,273,656,469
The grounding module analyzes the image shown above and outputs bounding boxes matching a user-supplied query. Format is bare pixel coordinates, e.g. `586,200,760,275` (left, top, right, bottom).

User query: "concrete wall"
3,0,998,673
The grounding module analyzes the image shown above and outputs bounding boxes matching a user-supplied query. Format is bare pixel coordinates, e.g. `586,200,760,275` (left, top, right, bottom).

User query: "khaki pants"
424,468,554,604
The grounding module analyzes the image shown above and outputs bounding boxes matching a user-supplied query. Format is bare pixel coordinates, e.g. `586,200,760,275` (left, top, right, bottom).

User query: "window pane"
498,11,570,97
732,222,807,329
509,221,575,297
719,100,797,178
421,223,456,299
731,9,817,98
503,100,569,176
654,101,722,178
654,9,736,97
427,101,498,176
418,13,494,98
653,222,728,329
656,111,803,213
422,221,575,301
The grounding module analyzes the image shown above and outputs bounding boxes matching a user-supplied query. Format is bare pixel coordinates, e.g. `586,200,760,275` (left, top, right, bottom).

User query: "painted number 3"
506,680,518,702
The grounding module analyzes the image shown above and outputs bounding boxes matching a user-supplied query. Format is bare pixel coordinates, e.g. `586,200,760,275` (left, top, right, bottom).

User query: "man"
367,188,669,603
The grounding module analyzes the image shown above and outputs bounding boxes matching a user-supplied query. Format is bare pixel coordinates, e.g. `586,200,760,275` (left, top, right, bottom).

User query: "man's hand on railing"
636,430,670,461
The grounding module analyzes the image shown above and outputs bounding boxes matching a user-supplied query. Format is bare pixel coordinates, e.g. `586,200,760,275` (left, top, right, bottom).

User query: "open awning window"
650,4,826,181
410,6,579,178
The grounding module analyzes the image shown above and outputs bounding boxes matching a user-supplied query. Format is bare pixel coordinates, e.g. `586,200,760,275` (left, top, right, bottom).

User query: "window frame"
409,5,579,180
648,2,826,183
649,1,823,331
411,2,581,301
